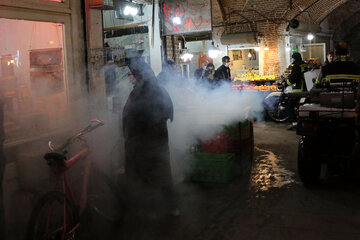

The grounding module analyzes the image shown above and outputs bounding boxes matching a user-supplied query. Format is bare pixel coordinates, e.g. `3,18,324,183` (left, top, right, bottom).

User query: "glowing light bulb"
180,53,193,62
172,17,181,25
49,41,54,45
124,6,138,16
264,46,269,51
130,7,138,16
307,33,314,41
209,49,220,59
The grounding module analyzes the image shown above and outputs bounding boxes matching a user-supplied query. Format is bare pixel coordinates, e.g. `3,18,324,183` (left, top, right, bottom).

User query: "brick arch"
278,0,349,32
333,11,360,40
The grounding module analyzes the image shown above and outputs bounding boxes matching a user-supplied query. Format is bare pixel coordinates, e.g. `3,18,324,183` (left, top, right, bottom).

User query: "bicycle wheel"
26,191,79,240
88,165,125,222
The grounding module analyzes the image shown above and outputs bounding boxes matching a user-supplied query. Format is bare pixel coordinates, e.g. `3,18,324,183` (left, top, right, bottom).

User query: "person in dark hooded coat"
122,51,178,217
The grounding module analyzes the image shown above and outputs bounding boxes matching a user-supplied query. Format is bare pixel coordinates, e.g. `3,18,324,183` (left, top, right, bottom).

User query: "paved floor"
5,122,360,240
111,122,360,240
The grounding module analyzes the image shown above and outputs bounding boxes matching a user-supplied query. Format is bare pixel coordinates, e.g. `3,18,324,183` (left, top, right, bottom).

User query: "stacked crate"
186,121,253,183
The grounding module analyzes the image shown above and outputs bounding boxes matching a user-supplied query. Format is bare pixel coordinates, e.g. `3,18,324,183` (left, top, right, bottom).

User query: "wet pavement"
110,121,360,240
6,121,360,240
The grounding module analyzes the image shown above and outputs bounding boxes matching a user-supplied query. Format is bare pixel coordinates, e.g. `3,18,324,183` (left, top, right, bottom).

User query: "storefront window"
229,49,259,77
0,18,67,143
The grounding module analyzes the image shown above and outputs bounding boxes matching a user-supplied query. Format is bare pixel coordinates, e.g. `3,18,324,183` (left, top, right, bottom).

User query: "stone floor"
105,122,360,240
4,121,360,240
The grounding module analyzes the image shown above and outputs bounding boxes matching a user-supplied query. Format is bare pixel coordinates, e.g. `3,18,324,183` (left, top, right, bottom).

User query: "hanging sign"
161,0,212,36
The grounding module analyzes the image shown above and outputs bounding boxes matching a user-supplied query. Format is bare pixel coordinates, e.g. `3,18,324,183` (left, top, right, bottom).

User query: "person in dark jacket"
194,60,209,80
286,52,307,130
317,42,360,84
200,62,216,86
322,51,334,67
122,50,178,218
214,56,231,83
0,98,6,240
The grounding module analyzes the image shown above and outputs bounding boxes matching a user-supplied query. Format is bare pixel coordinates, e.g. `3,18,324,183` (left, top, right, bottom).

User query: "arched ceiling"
321,0,360,34
211,0,353,33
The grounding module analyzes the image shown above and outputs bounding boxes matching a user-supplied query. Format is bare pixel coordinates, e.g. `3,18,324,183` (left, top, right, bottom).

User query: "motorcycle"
264,75,308,123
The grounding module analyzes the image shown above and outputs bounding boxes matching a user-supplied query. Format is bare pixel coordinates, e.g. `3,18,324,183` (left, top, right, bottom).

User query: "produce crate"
186,153,235,183
201,133,229,153
223,120,251,140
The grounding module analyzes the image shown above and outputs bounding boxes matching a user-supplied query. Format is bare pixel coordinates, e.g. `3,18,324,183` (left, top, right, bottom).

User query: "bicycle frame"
59,147,91,215
45,120,104,238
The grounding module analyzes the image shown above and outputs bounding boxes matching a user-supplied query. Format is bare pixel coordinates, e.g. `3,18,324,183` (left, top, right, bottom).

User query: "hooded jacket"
122,56,174,185
123,57,173,140
287,53,307,92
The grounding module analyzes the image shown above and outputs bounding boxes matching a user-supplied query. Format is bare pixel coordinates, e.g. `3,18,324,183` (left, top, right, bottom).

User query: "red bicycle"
26,119,124,240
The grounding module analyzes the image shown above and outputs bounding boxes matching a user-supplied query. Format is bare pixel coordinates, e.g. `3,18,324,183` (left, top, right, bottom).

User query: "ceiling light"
124,5,138,16
180,48,193,62
307,33,314,41
286,44,291,52
254,46,260,51
264,45,269,51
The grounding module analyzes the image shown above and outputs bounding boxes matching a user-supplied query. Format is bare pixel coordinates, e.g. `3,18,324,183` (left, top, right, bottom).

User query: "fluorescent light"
172,17,181,25
254,47,260,51
264,46,269,51
307,33,314,41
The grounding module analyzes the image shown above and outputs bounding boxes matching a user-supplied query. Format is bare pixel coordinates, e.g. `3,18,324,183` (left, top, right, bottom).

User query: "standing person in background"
323,51,334,67
316,42,360,85
194,60,209,80
214,56,231,83
0,98,6,240
286,52,307,130
122,50,179,219
201,63,216,86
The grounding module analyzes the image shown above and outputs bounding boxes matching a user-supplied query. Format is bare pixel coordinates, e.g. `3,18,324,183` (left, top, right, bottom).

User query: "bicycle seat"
44,152,66,167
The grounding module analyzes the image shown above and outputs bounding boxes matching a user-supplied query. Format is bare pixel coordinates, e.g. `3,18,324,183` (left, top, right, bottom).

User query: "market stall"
232,72,279,92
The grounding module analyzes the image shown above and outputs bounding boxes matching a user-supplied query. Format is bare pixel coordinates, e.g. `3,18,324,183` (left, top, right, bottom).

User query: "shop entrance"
0,18,67,144
228,48,259,79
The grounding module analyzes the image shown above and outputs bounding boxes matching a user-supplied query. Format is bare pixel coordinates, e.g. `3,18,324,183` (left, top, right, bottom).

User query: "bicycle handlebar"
51,119,104,152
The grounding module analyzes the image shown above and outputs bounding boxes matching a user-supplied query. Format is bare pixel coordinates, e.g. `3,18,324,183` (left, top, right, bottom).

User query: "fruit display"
232,83,278,92
234,72,276,82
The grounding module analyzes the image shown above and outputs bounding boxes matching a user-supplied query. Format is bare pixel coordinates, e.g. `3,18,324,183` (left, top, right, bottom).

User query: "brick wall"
210,0,350,76
164,35,181,63
162,0,350,76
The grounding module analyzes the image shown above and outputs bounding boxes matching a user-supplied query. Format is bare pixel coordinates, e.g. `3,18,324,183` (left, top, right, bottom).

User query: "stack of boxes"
186,121,253,183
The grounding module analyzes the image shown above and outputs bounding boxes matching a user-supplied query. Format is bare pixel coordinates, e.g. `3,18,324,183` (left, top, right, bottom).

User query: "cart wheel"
298,136,321,186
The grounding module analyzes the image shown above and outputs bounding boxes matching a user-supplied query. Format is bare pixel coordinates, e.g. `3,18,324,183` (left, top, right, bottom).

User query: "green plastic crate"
223,121,251,140
186,153,235,183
